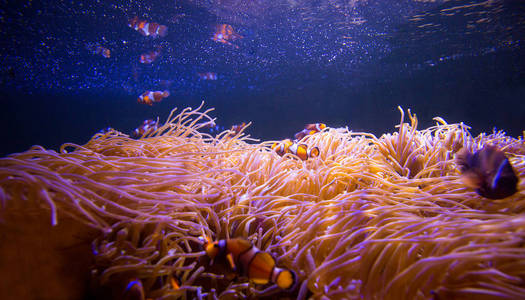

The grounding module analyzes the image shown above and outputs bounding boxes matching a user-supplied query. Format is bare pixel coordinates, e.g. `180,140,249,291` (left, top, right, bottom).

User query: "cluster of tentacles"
1,102,524,299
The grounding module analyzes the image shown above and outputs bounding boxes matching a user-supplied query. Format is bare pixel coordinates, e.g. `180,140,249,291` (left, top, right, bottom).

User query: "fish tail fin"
158,25,168,37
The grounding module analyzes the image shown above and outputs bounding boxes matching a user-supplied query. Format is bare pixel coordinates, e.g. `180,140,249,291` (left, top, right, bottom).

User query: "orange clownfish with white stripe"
203,237,297,290
272,139,320,161
140,49,160,64
121,278,145,300
93,45,110,58
225,122,247,138
212,24,243,48
294,123,327,140
137,90,170,106
118,276,180,300
131,118,159,139
128,16,168,38
197,72,218,80
86,43,110,58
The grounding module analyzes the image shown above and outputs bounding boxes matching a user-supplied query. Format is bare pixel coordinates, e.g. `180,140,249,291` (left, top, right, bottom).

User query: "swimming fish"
199,120,225,134
456,145,519,199
131,119,159,139
128,16,168,38
139,50,160,64
137,90,170,106
121,278,145,300
226,122,247,138
87,43,110,58
97,127,114,135
272,139,320,161
171,13,186,24
208,124,224,134
95,46,110,58
203,237,296,290
212,24,242,48
197,72,218,80
170,276,181,290
294,123,327,140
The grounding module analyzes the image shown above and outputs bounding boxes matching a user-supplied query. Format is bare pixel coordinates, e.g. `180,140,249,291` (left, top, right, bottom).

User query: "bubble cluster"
0,0,523,95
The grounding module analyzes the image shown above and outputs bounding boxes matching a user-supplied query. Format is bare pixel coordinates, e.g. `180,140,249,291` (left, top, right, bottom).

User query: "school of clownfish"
127,116,520,199
120,15,519,192
90,14,325,164
120,112,520,202
115,120,520,300
89,15,243,108
93,13,316,164
90,14,521,299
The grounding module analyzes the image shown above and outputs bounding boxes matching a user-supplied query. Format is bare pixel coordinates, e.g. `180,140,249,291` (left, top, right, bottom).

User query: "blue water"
0,0,524,156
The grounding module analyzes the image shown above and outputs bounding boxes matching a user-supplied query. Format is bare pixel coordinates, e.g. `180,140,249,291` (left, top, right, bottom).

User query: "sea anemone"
0,102,523,299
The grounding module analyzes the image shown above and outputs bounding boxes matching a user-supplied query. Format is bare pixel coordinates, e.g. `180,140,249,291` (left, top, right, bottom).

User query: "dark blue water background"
0,0,523,156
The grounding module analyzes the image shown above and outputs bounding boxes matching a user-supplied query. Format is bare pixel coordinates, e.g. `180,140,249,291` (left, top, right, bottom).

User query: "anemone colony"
0,102,524,299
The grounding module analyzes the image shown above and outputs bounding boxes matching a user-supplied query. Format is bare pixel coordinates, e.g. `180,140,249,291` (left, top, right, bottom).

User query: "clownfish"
272,139,320,161
226,122,247,138
128,16,168,38
170,276,181,290
131,119,159,139
294,123,327,140
203,237,296,290
139,50,160,64
97,127,114,135
208,124,224,134
94,46,111,58
86,43,110,58
212,24,242,48
200,120,225,134
171,13,186,24
122,278,145,300
198,72,218,80
456,145,519,199
137,90,170,106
